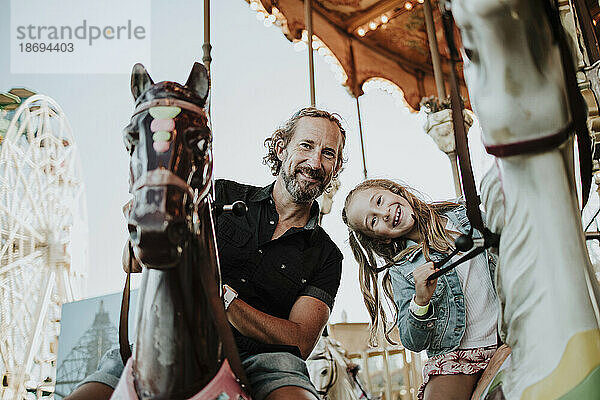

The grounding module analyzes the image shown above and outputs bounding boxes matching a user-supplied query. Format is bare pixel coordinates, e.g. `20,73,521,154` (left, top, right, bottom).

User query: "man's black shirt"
215,179,343,356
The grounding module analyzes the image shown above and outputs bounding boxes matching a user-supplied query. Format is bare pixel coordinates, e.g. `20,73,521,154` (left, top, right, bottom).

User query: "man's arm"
64,382,114,400
226,295,329,359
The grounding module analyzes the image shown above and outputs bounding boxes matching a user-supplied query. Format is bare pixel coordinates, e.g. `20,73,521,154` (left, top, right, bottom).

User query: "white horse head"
307,337,363,400
451,0,569,146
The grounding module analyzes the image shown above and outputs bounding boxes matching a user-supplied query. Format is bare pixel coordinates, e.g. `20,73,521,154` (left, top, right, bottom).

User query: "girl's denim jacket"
389,205,498,357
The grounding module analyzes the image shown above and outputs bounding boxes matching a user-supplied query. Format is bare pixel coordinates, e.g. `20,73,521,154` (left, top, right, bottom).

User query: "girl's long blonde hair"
341,179,460,346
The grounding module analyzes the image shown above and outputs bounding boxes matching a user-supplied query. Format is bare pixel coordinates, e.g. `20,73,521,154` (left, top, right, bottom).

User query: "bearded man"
67,107,346,400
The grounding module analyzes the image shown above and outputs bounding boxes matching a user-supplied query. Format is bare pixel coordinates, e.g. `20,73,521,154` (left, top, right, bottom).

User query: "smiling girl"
342,179,500,400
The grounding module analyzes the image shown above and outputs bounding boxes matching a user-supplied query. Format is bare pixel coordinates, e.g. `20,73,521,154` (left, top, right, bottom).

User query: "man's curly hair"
263,107,346,176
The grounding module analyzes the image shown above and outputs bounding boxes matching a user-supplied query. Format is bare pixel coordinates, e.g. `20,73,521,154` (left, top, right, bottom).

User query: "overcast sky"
1,0,491,323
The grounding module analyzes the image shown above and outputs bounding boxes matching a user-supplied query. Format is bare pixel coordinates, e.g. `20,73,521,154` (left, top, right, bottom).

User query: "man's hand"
413,261,438,306
226,295,329,359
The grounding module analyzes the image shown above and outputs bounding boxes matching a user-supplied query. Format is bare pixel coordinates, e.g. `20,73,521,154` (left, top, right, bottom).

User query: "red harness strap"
484,121,574,157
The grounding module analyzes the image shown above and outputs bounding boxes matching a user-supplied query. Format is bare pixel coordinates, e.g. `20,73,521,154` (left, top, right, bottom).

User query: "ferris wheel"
0,92,88,399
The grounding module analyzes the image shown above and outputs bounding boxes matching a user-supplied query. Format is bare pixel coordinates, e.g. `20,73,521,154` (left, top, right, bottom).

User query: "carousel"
239,1,600,399
8,0,600,399
240,1,600,398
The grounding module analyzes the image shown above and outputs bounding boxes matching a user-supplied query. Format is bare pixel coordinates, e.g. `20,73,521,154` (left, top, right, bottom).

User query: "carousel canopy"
0,92,21,111
248,0,469,110
9,87,36,100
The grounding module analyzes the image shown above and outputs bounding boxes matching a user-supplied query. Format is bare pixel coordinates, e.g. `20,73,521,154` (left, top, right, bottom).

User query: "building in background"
54,301,118,399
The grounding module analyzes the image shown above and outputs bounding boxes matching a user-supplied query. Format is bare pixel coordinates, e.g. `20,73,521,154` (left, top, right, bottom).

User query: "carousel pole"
423,0,445,99
422,0,462,197
356,96,368,179
202,0,212,75
305,0,328,224
203,0,212,117
305,0,316,106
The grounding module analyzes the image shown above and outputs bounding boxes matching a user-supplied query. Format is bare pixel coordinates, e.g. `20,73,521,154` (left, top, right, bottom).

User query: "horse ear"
184,62,209,102
131,63,154,101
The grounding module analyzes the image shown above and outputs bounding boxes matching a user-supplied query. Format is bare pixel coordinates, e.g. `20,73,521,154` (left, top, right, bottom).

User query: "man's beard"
281,165,327,203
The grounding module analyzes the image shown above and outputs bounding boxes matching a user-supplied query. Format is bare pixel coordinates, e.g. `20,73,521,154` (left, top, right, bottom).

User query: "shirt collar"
249,181,320,230
305,202,320,230
249,182,275,202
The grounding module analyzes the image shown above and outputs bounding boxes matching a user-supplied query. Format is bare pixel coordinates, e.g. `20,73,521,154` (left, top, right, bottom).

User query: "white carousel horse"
307,336,369,400
450,0,600,398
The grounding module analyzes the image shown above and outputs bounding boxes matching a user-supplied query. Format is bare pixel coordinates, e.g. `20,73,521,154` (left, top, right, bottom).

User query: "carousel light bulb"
357,28,366,36
264,19,273,27
294,41,307,52
267,14,276,23
256,11,266,20
312,41,320,50
405,2,413,9
418,0,424,3
369,21,377,30
250,1,259,10
272,6,279,14
381,15,389,23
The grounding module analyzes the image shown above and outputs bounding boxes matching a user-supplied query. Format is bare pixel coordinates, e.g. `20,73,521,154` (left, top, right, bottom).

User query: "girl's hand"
413,261,438,305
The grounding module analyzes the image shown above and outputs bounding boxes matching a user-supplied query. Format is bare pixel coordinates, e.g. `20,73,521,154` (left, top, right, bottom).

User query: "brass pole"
423,0,462,196
423,0,446,98
356,96,368,179
382,348,392,400
202,0,212,75
305,0,316,106
361,351,373,393
402,350,415,400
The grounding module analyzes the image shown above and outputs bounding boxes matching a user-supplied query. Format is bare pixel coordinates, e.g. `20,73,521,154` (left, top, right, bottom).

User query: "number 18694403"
19,42,74,52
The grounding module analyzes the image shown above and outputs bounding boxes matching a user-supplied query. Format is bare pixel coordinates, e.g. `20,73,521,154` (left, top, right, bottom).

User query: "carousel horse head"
449,0,570,146
308,337,362,400
123,62,211,268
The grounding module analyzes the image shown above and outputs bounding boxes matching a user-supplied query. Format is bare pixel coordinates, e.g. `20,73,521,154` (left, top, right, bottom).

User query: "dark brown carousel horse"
111,63,250,400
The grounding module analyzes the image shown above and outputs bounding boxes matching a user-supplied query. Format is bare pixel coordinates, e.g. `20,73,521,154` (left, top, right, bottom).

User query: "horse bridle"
129,97,214,204
119,97,214,364
310,348,338,398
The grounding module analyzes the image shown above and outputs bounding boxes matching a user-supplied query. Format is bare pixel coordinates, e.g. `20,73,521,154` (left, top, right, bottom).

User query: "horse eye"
464,48,473,60
320,370,327,376
463,47,478,64
184,127,204,147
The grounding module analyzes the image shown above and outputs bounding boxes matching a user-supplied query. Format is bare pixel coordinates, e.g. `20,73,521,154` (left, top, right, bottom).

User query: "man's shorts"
240,351,319,400
75,347,319,400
